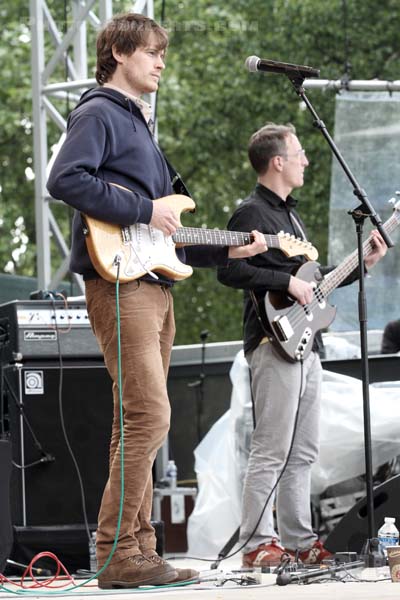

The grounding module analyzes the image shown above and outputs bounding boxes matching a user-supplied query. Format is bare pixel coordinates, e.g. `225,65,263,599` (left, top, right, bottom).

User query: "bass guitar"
83,194,318,283
264,200,400,363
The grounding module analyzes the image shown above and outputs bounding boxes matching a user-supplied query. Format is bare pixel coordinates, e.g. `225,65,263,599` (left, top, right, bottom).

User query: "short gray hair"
248,123,296,175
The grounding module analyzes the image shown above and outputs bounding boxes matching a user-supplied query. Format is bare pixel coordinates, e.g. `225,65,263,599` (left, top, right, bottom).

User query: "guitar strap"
162,153,193,198
249,290,272,340
80,155,192,234
289,212,307,241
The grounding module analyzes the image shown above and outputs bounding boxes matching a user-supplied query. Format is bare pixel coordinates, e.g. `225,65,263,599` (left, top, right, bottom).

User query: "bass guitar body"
265,261,337,362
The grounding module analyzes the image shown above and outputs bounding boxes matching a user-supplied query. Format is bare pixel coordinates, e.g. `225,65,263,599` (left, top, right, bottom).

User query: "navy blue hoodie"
47,87,227,281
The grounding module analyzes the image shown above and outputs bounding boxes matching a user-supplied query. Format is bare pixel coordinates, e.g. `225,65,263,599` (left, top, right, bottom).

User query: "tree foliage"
1,0,400,343
155,0,400,343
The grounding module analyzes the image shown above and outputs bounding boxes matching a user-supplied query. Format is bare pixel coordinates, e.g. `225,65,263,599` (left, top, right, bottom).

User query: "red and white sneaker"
242,538,286,567
286,540,332,564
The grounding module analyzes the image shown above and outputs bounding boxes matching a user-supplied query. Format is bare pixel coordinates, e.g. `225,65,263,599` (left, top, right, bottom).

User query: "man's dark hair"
248,123,296,175
95,12,169,85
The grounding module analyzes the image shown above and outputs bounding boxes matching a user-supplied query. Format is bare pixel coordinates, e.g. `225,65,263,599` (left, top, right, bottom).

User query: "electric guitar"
264,200,400,363
82,193,318,283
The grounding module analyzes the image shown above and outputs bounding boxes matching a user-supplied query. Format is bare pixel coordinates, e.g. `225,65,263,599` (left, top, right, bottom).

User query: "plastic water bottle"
166,460,177,489
378,517,399,557
89,531,97,573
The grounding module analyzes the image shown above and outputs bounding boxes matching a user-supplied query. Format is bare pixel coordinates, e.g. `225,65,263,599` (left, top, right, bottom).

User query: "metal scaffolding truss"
30,0,154,293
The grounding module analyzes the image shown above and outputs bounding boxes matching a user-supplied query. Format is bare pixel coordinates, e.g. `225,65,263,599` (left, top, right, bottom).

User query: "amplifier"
0,299,101,363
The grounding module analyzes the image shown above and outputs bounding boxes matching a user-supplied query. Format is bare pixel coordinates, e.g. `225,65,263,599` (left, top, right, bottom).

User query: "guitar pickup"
121,226,132,244
272,315,294,341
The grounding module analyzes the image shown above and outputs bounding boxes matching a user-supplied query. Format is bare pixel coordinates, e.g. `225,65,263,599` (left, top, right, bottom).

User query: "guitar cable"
183,291,307,568
203,290,307,565
50,293,92,553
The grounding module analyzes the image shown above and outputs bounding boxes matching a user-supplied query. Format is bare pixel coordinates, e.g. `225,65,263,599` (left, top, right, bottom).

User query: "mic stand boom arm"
287,74,393,566
288,74,393,248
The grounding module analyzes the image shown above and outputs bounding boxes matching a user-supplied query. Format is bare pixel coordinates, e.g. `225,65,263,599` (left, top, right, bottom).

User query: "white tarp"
328,91,400,331
187,350,400,557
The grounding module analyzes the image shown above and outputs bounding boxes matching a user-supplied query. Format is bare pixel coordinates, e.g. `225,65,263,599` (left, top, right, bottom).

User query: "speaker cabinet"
4,361,113,527
0,438,13,573
325,475,400,553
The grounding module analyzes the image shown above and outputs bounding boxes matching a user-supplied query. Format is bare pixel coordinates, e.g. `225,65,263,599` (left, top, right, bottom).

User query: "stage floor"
1,556,400,600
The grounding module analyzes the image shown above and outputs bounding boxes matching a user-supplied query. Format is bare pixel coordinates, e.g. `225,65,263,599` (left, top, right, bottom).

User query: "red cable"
0,552,75,589
1,551,100,590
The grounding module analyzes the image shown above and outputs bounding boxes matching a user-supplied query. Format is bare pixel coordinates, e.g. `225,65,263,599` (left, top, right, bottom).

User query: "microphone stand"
286,73,393,566
188,330,209,443
3,370,56,467
276,559,365,586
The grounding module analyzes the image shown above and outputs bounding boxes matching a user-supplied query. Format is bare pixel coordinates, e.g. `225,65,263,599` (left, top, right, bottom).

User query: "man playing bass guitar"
217,122,387,567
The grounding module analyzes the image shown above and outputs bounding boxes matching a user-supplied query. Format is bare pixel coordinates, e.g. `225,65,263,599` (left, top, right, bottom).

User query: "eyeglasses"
284,148,307,158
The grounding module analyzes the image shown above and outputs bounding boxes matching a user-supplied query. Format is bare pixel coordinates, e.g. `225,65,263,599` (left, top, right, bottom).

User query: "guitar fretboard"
173,227,277,248
320,209,400,297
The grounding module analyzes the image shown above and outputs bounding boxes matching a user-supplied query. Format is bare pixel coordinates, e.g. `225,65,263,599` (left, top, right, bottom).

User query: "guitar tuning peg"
389,191,400,204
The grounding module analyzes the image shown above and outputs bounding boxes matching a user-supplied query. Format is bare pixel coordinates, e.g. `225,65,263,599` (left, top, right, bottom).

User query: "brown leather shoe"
143,550,199,582
97,554,178,589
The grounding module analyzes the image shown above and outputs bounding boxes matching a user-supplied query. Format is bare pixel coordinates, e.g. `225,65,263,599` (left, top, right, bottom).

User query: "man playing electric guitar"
47,13,268,590
217,122,386,568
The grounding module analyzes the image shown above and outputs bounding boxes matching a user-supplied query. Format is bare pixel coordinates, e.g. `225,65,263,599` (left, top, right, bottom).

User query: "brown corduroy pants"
85,278,175,565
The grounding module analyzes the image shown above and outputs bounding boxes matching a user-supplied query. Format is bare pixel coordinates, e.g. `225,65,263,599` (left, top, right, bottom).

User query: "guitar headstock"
277,231,319,261
389,196,400,213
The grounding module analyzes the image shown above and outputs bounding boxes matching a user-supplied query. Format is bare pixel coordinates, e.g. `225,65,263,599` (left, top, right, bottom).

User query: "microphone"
245,56,320,79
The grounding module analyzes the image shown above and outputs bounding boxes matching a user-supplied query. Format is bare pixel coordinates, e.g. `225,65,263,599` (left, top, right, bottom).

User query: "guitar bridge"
272,315,294,342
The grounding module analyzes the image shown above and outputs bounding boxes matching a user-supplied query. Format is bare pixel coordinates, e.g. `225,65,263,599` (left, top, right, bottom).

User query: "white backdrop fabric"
187,350,400,557
328,91,400,331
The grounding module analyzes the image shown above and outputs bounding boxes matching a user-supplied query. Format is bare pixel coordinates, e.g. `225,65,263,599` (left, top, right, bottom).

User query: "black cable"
223,359,305,560
3,372,52,462
206,356,305,569
0,322,10,437
0,363,5,437
50,294,91,546
188,329,209,443
62,0,74,297
249,368,256,429
205,287,307,566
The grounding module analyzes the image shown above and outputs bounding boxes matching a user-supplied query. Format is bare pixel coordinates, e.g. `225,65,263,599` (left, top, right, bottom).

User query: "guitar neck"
173,227,277,248
320,210,399,297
